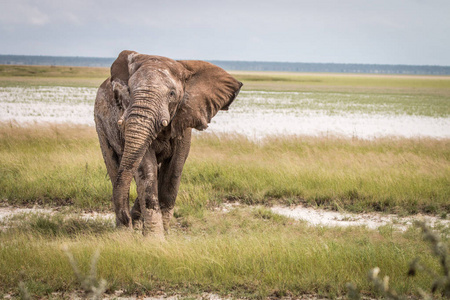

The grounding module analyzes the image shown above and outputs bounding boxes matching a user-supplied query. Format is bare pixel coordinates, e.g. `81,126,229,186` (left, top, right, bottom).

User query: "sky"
1,0,449,66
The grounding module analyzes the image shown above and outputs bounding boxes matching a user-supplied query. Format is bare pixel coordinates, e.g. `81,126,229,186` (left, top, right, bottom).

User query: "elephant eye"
169,90,176,97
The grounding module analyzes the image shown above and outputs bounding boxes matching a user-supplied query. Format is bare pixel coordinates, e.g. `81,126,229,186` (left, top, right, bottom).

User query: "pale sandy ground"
270,205,449,231
221,203,449,231
208,109,450,139
2,204,447,232
0,206,114,224
1,86,449,139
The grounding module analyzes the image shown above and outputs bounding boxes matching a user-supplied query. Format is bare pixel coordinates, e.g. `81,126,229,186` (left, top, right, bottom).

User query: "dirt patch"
271,204,449,231
0,206,54,220
1,204,447,232
0,206,115,231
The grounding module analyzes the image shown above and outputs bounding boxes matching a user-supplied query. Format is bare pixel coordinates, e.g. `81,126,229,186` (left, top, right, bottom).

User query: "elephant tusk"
161,119,169,127
117,118,124,126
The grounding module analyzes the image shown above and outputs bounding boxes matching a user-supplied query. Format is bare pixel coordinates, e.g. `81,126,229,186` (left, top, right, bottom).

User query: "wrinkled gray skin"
94,50,242,236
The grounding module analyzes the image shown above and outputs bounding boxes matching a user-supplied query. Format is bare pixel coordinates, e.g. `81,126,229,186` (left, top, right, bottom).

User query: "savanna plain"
0,65,449,299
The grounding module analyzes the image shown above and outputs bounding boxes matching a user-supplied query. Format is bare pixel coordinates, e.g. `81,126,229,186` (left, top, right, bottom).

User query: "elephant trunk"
113,98,169,227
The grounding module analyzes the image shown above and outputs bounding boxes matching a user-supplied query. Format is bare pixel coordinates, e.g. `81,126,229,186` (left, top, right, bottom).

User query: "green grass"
0,210,447,298
0,65,109,78
233,71,450,96
0,65,109,88
2,64,450,95
0,124,111,208
234,72,450,89
185,134,450,215
1,124,448,215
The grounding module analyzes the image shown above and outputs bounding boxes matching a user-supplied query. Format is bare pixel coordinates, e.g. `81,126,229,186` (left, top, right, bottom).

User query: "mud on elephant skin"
94,50,242,236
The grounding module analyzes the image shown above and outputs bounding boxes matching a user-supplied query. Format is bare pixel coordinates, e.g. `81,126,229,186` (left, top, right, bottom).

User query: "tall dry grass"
1,123,448,215
184,133,450,215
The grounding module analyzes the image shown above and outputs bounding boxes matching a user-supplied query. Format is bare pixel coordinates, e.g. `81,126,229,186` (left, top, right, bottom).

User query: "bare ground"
2,203,447,232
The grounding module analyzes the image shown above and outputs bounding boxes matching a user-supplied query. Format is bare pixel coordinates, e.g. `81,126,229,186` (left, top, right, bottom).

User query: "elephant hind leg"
158,130,192,232
130,197,143,230
95,121,124,223
96,124,120,186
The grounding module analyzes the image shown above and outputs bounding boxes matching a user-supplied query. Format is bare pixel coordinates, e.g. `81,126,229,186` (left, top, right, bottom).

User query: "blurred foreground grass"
0,123,448,215
0,208,448,298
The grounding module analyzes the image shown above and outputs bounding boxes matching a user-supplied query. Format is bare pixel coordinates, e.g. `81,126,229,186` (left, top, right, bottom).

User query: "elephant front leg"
161,208,174,232
112,172,133,229
135,150,165,237
95,121,129,227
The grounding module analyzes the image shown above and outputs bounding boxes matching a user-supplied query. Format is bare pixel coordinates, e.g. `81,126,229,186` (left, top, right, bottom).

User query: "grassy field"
233,71,450,96
1,64,450,95
0,125,448,298
1,210,447,299
0,65,109,88
0,65,449,298
1,124,448,215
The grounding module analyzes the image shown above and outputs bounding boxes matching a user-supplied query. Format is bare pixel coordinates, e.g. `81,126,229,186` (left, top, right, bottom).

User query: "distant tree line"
1,55,449,75
0,55,114,68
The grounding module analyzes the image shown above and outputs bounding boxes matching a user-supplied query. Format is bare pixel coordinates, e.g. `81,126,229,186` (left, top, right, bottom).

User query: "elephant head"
109,50,242,227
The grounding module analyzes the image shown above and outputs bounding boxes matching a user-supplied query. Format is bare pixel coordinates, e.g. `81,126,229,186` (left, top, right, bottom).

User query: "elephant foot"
162,208,174,232
132,218,143,230
115,209,132,229
131,200,143,230
142,208,165,238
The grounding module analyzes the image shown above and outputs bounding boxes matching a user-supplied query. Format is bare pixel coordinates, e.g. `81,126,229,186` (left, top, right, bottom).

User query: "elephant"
94,50,242,236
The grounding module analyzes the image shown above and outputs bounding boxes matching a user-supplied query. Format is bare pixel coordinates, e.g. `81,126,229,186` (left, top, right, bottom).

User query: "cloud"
0,2,50,26
1,0,450,65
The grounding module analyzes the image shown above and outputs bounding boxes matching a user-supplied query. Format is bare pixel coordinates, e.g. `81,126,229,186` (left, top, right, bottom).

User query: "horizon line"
1,54,449,68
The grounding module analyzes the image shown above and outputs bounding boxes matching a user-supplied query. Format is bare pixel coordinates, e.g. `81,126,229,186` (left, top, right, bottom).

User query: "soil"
270,204,449,230
1,204,447,232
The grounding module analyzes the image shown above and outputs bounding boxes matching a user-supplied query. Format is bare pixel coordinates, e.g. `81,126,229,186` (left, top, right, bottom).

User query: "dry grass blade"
62,245,107,299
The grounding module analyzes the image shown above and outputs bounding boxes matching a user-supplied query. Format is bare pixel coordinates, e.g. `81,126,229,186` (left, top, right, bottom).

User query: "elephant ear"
110,50,146,109
110,50,139,84
112,81,130,109
172,60,243,136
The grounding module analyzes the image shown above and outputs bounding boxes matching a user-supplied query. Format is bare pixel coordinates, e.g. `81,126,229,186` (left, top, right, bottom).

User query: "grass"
184,134,450,215
2,64,450,95
233,71,450,89
0,123,111,208
0,65,109,78
232,71,450,96
0,123,448,215
0,210,448,298
0,65,109,88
